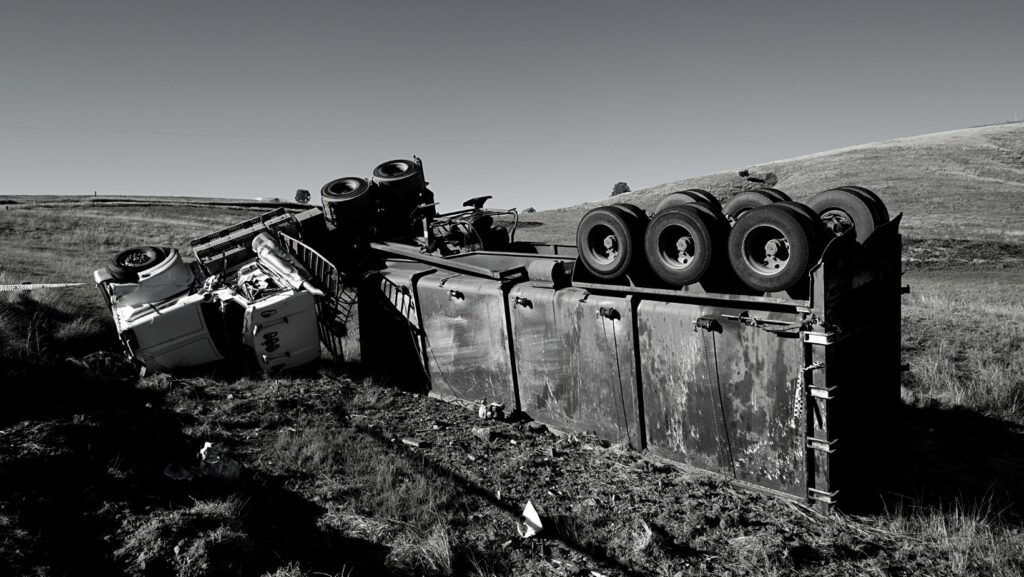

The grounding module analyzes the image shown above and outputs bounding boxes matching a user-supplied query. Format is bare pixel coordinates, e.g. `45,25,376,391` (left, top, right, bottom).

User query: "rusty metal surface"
639,301,807,497
416,272,518,409
353,215,903,509
509,286,643,448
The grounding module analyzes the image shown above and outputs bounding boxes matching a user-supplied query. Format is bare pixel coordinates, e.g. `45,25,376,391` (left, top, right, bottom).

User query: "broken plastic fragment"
517,500,543,538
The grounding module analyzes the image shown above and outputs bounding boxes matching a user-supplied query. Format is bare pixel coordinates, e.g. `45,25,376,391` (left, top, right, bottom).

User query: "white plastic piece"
517,501,543,538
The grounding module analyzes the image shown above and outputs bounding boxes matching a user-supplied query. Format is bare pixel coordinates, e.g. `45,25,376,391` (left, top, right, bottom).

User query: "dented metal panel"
509,286,642,448
639,301,807,498
416,272,518,409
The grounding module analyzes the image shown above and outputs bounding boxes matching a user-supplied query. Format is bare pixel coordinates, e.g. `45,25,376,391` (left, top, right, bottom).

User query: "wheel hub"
821,209,854,236
742,224,792,277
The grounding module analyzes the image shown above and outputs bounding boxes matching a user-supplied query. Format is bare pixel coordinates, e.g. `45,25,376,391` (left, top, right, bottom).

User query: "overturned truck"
94,157,902,511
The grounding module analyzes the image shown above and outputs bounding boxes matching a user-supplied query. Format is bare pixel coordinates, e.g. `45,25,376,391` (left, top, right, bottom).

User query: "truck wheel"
752,187,792,202
728,205,814,293
775,201,827,256
645,205,722,287
654,189,722,214
322,176,371,200
806,188,884,243
839,186,890,224
372,159,426,191
723,190,778,222
576,206,642,281
321,177,374,227
109,246,167,282
614,203,650,225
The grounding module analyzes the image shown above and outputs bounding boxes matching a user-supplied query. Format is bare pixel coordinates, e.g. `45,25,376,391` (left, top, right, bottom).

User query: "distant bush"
522,207,536,213
611,182,631,196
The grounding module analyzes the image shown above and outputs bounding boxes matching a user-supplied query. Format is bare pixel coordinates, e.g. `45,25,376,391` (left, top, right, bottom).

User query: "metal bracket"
809,386,837,400
808,487,839,505
803,331,838,345
693,316,722,333
806,438,838,454
514,296,533,309
598,306,620,321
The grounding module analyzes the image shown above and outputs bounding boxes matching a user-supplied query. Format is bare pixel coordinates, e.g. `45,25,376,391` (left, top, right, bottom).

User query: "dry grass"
901,270,1024,423
884,499,1024,576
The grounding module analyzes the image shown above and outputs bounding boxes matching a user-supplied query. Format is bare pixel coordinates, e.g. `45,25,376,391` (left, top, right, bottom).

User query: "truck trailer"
93,157,902,510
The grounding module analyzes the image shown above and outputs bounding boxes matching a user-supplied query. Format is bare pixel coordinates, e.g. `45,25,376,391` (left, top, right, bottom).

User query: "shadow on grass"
0,361,395,576
877,404,1024,521
352,423,678,577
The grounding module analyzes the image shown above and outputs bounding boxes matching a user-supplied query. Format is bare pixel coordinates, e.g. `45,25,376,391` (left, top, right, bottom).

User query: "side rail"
190,208,299,276
278,232,354,361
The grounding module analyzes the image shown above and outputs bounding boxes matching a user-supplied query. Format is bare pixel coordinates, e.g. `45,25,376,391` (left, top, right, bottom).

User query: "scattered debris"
401,437,429,448
198,442,243,481
478,402,505,420
527,421,548,434
473,427,496,443
517,501,543,538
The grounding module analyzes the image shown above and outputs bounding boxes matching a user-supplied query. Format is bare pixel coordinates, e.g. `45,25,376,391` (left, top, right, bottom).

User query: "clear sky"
1,0,1022,210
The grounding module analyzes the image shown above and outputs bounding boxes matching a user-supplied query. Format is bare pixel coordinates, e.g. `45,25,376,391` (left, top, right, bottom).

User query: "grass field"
2,124,1024,576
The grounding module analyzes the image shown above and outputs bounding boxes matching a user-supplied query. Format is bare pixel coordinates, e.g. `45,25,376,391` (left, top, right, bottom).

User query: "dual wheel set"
576,186,890,294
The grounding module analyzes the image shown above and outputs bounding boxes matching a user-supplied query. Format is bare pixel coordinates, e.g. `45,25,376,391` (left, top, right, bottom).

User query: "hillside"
518,122,1024,244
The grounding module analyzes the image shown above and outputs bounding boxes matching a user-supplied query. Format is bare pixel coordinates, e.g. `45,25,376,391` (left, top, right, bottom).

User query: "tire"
806,188,883,243
654,189,722,214
321,176,371,200
321,177,374,227
372,158,424,185
109,246,168,282
686,189,723,212
752,187,792,202
644,205,722,287
723,190,778,222
838,186,890,224
614,203,650,225
728,205,814,293
372,158,426,200
576,206,643,281
775,201,827,257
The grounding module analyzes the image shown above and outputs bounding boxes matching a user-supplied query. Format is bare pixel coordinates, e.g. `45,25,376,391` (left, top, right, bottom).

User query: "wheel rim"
377,161,413,178
820,208,855,236
586,223,620,266
657,224,696,270
325,178,364,197
742,224,791,276
116,248,157,270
